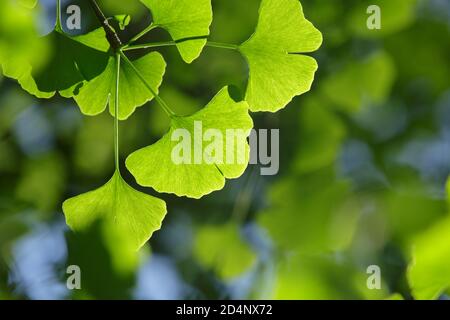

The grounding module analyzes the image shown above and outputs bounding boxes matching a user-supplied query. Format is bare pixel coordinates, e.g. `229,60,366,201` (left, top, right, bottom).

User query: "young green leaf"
74,52,166,120
4,27,110,99
32,28,110,96
321,51,396,112
140,0,213,63
63,171,167,250
194,223,256,279
126,87,253,199
239,0,322,112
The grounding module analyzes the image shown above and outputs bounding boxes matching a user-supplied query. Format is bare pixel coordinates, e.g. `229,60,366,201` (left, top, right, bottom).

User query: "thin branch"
88,0,122,51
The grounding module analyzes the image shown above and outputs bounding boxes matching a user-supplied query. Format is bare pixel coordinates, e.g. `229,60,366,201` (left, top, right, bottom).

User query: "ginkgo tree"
1,0,322,249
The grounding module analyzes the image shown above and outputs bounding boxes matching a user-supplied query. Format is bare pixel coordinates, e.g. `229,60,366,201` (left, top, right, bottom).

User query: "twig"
88,0,122,51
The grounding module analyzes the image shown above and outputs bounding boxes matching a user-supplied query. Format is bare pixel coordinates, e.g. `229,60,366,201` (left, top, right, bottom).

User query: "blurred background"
0,0,449,299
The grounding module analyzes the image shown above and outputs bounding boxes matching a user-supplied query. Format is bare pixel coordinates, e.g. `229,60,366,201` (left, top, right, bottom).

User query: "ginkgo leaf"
31,27,110,96
321,51,396,112
140,0,213,63
239,0,322,112
408,214,450,300
126,86,253,199
74,52,166,120
63,171,167,250
3,26,110,99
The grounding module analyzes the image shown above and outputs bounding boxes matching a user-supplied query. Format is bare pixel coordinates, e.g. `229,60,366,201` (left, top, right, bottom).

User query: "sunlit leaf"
239,0,322,112
126,86,253,199
385,293,404,300
348,0,418,37
194,223,256,279
63,171,167,249
140,0,213,63
74,52,166,120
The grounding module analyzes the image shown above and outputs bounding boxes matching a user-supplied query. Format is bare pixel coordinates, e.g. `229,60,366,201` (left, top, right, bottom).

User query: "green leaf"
140,0,213,63
126,86,253,199
194,223,256,279
31,28,110,96
113,14,132,30
63,171,167,250
149,86,201,136
74,52,166,120
0,0,52,98
74,114,114,177
258,170,359,253
65,221,139,299
3,26,110,99
385,293,404,300
408,214,450,300
239,0,322,112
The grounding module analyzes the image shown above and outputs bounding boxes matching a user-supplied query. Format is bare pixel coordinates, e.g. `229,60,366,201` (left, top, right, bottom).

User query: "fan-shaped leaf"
126,87,253,199
194,223,256,279
239,0,322,112
140,0,213,63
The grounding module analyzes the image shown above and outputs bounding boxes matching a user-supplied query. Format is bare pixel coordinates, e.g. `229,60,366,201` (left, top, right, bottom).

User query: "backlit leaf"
126,86,253,199
239,0,322,112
